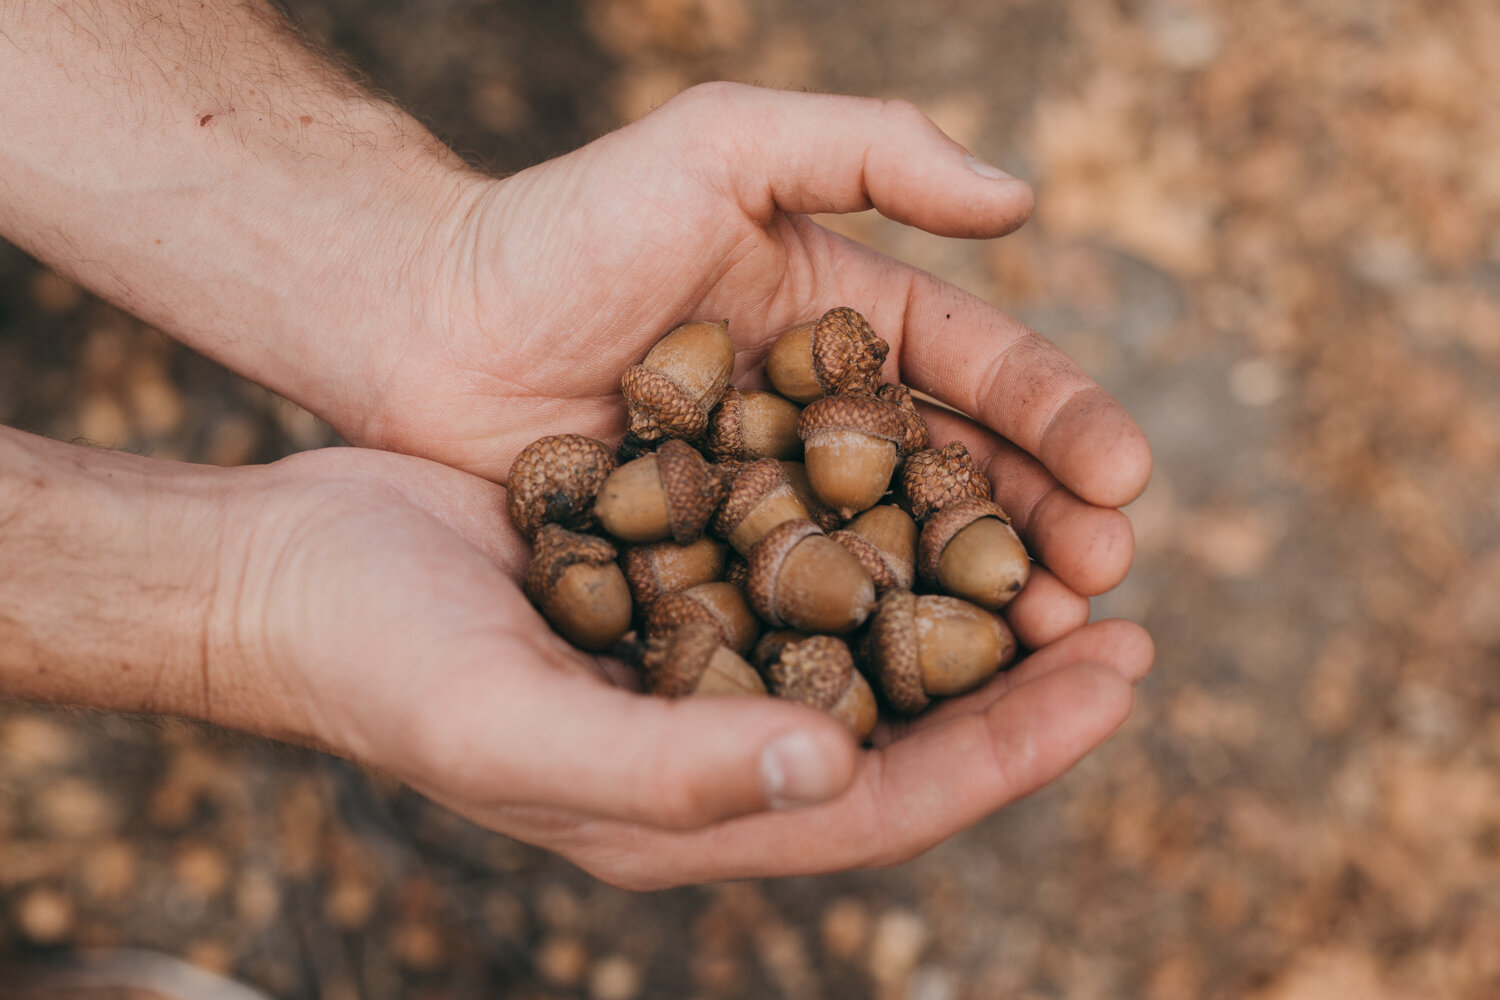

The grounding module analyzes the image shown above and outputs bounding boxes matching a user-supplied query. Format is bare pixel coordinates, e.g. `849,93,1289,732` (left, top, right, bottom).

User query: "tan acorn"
704,387,804,462
621,536,728,612
746,519,876,634
594,439,728,544
829,504,917,594
640,621,767,697
712,457,813,556
863,590,1018,714
764,307,890,403
762,634,878,742
918,499,1031,610
620,319,736,441
779,460,843,532
522,525,633,651
506,434,617,541
643,581,760,656
901,441,992,521
797,394,926,519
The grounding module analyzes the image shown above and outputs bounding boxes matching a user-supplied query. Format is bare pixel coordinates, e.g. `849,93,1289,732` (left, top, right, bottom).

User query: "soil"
4,0,1500,998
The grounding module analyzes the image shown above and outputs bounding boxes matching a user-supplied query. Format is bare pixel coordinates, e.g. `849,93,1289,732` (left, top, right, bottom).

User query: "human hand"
210,447,1152,889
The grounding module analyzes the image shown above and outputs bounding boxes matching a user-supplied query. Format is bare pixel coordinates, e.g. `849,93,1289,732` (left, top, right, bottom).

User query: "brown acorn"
901,441,993,521
594,439,728,544
918,499,1031,610
522,525,633,651
863,590,1018,714
621,536,728,612
746,519,876,634
640,621,766,697
797,394,926,519
829,505,917,594
643,581,760,656
874,383,931,455
712,457,813,556
779,460,843,532
764,307,890,403
762,635,878,742
704,387,804,462
620,319,736,441
506,434,617,540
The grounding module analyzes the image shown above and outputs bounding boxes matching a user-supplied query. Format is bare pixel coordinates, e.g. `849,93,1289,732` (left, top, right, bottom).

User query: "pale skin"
0,3,1154,889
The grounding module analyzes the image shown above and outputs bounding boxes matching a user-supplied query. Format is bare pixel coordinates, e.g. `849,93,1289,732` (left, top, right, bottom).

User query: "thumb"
660,82,1034,238
413,660,863,830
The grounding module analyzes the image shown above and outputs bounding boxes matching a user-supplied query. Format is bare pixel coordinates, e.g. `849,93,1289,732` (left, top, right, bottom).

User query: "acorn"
763,635,878,742
594,439,728,544
522,525,633,652
746,519,876,634
829,504,917,594
643,581,761,656
863,590,1018,714
901,441,992,521
506,434,617,540
640,621,766,697
779,460,843,532
620,319,736,441
797,393,926,519
704,387,804,462
764,307,890,403
918,499,1031,611
712,457,813,556
621,536,728,612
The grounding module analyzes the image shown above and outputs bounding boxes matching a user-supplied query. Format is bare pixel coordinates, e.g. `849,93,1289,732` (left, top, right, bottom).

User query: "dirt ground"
4,0,1500,997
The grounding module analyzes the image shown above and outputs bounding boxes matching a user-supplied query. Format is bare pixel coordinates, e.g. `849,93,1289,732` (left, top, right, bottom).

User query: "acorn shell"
522,525,632,651
621,319,735,441
810,307,890,396
621,536,728,611
746,519,876,634
829,504,917,594
765,635,878,742
705,388,803,462
863,589,928,714
506,434,617,540
712,457,812,556
918,499,1029,597
641,621,765,698
643,581,760,655
902,442,993,521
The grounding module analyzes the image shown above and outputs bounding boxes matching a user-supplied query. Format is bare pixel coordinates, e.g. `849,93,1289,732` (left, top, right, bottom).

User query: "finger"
662,83,1033,238
919,406,1137,596
552,660,1134,889
410,651,862,831
1002,565,1091,650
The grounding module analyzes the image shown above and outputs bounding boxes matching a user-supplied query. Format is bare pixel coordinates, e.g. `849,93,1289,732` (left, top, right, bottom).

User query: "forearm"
0,426,251,726
0,0,481,433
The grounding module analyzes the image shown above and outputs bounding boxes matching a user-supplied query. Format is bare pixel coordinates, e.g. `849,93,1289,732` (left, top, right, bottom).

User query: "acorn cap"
705,388,803,462
864,589,929,714
656,439,731,544
506,434,617,540
620,320,735,441
902,442,993,521
621,536,728,611
797,394,915,453
918,499,1017,586
765,635,855,712
746,518,875,633
745,518,822,627
811,307,889,396
522,524,619,607
752,629,812,671
711,457,810,552
875,383,931,455
640,621,764,698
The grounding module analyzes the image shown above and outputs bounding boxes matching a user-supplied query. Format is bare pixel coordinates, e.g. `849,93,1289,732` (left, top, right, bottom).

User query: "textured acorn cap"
705,388,804,462
643,581,760,655
506,434,617,540
712,457,811,555
621,319,735,441
766,635,854,710
863,589,928,714
522,524,620,607
656,439,730,544
641,621,765,698
875,383,932,455
918,499,1024,587
797,394,914,451
809,307,890,396
752,629,812,671
902,442,993,521
621,536,728,611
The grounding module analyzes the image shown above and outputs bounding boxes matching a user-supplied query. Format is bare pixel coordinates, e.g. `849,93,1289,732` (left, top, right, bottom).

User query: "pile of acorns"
507,308,1031,742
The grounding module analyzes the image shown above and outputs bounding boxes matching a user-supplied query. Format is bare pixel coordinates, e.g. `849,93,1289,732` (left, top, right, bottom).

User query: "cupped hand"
229,446,1151,890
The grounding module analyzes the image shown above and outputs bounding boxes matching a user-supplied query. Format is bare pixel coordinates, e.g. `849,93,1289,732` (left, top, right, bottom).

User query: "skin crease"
0,1,1155,888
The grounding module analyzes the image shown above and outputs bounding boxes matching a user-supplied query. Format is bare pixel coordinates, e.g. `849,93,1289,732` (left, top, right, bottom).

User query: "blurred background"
3,0,1500,997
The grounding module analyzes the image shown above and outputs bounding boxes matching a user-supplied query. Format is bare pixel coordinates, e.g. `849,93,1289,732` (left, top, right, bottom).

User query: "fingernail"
965,154,1016,181
760,731,839,809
